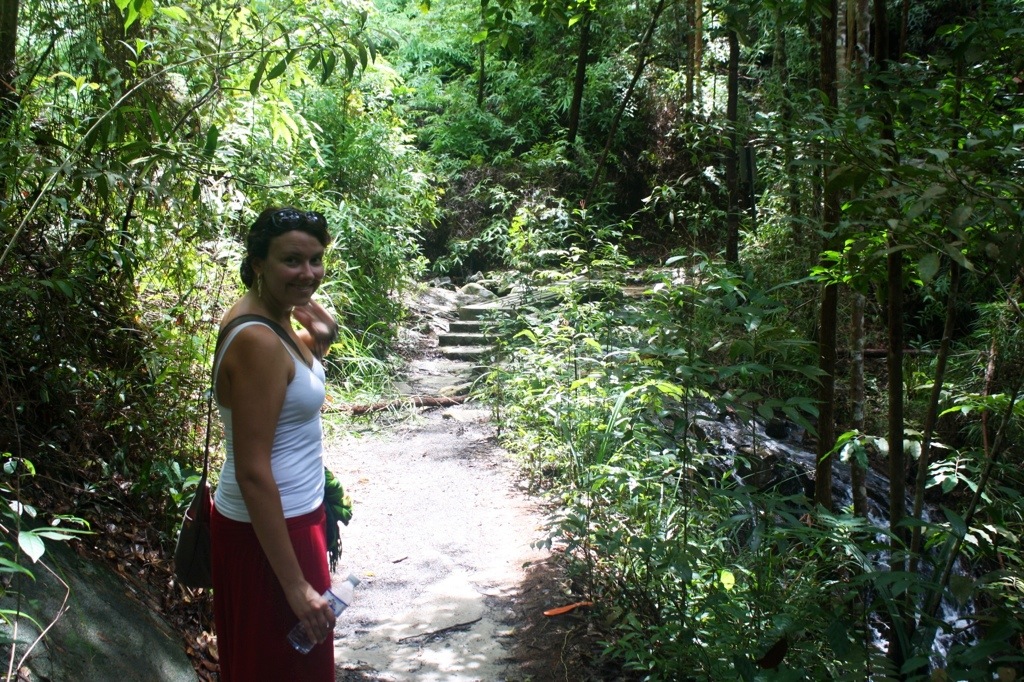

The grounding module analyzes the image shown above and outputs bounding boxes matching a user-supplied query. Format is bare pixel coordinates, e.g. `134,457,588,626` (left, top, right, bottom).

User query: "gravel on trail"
322,287,594,682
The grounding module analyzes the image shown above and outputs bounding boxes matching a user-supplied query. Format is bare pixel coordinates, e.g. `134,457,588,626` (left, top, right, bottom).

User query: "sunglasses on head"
270,208,326,230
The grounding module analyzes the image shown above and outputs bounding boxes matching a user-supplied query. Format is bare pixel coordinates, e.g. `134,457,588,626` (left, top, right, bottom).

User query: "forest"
1,0,1022,679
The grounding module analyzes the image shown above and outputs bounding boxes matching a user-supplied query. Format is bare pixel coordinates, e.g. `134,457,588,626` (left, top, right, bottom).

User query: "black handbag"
173,378,215,588
173,457,213,588
173,317,244,589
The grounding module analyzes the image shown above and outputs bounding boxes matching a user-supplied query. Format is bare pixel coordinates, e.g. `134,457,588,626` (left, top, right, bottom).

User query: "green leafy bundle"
324,468,353,574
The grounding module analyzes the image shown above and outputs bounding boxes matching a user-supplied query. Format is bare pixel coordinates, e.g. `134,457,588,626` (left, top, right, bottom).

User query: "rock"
0,538,197,682
428,276,455,289
458,282,497,300
765,418,792,440
439,382,473,398
763,454,815,499
413,286,462,312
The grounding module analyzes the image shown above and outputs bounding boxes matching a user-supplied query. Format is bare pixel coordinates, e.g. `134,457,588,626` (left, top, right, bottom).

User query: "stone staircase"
436,286,566,361
396,287,548,398
437,302,501,361
427,279,645,384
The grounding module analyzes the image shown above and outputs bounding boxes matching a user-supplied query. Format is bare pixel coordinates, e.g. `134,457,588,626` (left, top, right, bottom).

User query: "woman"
210,206,340,680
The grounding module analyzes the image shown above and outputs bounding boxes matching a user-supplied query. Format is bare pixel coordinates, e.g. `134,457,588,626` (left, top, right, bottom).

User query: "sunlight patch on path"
335,572,511,680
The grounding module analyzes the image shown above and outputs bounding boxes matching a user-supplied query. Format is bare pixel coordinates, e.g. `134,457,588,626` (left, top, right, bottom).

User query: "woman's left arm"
293,300,339,358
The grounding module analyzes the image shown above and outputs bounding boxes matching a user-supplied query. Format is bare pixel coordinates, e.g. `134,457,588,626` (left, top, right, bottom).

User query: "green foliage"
301,79,435,349
376,0,652,270
485,259,1024,678
0,454,90,669
435,183,581,274
694,263,822,427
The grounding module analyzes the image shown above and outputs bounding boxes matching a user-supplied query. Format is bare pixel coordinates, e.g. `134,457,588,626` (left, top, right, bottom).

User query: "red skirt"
211,504,334,682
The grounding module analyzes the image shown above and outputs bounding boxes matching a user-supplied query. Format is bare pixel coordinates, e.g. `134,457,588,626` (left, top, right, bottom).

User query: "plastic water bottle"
287,574,361,654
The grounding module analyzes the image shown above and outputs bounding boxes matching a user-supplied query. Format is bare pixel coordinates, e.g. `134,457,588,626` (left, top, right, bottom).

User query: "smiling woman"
209,206,342,681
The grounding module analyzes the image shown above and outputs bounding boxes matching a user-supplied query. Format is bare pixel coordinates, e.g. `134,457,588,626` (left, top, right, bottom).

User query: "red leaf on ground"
543,601,594,617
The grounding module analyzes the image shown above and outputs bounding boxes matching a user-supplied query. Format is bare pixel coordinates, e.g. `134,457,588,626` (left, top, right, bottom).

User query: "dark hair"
240,206,331,288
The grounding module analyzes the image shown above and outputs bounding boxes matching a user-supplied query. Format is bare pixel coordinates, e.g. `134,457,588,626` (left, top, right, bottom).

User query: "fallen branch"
327,395,467,416
841,348,936,357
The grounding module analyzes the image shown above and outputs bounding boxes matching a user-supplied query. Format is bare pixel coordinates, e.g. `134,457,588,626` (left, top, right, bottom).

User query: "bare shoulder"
220,321,292,380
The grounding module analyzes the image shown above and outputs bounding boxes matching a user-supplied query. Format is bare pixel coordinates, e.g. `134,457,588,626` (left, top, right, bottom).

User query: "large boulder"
1,538,196,681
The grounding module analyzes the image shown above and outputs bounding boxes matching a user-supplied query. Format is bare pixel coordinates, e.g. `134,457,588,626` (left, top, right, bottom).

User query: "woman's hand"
287,580,338,645
293,300,339,358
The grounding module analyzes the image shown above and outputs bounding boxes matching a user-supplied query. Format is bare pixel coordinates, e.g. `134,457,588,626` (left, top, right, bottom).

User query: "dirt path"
321,294,589,682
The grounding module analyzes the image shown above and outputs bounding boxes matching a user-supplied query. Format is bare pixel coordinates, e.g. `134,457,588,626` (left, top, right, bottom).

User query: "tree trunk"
724,28,740,264
813,0,839,511
692,0,702,105
0,0,18,126
850,293,868,516
909,262,960,572
476,42,486,107
873,0,891,64
899,0,909,57
869,0,913,670
885,238,906,545
855,0,871,73
772,9,800,235
0,0,17,202
685,0,695,106
844,0,872,522
815,283,837,511
567,10,591,144
586,0,667,205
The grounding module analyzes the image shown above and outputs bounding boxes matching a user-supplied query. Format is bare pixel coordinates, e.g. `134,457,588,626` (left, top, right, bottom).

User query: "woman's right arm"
220,326,337,644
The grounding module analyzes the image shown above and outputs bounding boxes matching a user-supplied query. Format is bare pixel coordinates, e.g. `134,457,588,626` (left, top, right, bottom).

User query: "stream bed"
690,402,973,665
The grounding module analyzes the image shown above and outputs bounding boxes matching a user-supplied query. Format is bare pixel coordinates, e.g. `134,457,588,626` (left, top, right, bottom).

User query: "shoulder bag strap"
216,313,304,359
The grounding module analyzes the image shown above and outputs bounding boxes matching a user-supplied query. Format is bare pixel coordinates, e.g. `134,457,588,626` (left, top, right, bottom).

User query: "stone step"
457,287,568,321
438,332,489,347
448,320,485,334
458,301,514,322
439,345,493,361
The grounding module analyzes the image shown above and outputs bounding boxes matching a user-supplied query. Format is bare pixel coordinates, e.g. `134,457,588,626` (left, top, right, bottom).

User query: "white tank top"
212,321,327,522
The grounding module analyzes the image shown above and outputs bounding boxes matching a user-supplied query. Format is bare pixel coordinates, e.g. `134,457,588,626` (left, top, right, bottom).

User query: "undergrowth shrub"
483,255,1023,679
301,81,435,351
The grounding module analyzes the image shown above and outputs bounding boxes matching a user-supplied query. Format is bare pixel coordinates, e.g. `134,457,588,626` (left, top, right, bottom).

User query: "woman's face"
254,230,326,309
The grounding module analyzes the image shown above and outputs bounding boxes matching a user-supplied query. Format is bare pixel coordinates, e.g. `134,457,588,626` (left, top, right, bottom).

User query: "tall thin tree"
0,0,18,128
0,0,18,202
866,0,912,669
586,0,667,205
724,26,740,264
688,0,703,108
772,4,801,236
848,0,872,519
566,8,592,143
814,0,840,511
